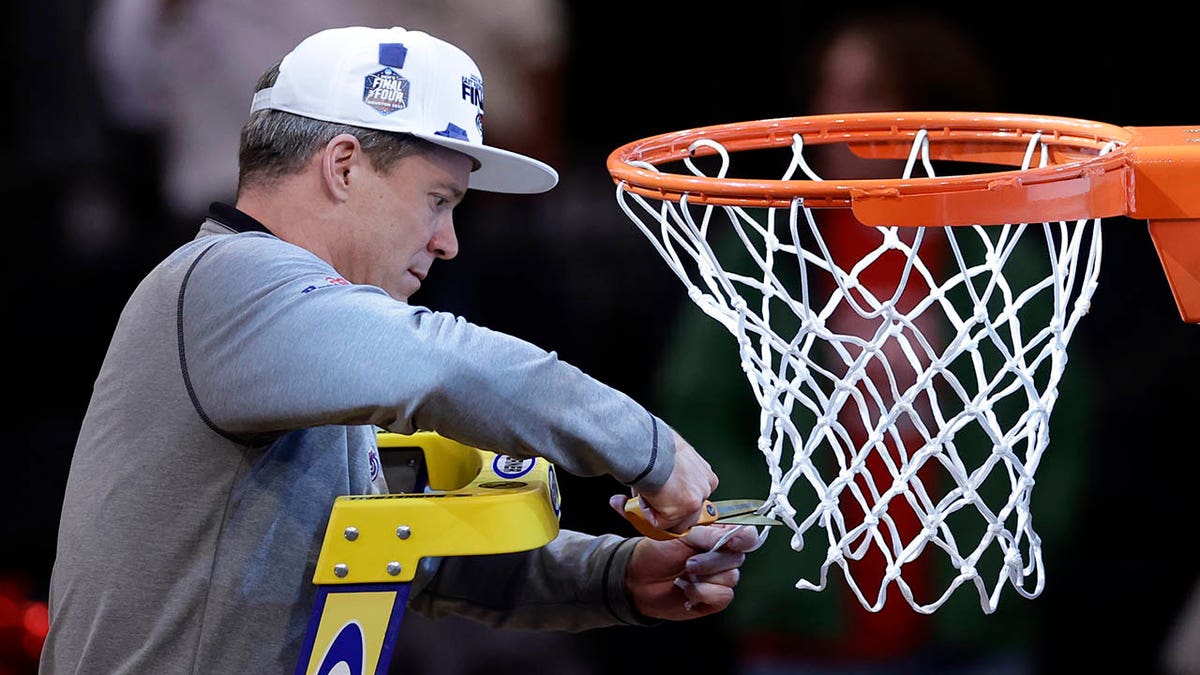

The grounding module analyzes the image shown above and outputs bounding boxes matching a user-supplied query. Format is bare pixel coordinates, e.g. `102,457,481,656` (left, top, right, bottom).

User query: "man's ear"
320,133,364,202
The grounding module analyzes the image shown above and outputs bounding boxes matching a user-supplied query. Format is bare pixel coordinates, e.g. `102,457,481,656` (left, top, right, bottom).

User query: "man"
40,25,756,673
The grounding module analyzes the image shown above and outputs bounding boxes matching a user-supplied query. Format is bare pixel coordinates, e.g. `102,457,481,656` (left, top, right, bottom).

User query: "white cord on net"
616,130,1106,614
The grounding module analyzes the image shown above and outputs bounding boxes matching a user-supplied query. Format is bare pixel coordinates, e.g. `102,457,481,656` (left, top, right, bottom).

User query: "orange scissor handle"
622,498,718,541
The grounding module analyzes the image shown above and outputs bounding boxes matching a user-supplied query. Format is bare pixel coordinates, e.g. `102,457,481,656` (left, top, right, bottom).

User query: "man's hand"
627,429,718,535
613,505,760,620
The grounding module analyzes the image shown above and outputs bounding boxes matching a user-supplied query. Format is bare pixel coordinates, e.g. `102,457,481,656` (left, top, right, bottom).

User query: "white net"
614,130,1107,614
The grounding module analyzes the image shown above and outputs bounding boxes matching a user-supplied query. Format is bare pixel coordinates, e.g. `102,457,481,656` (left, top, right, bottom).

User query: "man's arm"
407,525,759,631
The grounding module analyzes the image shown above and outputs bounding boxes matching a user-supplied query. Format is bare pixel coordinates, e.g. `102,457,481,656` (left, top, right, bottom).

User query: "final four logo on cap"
362,41,483,144
363,43,411,115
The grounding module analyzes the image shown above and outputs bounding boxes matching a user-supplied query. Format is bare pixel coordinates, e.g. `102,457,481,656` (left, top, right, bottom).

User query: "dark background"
3,2,1197,673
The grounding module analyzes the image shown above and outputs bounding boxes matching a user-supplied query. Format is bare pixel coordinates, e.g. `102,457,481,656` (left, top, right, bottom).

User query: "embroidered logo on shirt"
301,276,351,294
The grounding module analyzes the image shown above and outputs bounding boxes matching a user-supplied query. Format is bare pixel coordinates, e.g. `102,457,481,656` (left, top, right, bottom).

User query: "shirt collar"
207,201,273,235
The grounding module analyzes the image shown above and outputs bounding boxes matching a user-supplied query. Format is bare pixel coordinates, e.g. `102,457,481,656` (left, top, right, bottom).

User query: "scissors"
622,497,781,541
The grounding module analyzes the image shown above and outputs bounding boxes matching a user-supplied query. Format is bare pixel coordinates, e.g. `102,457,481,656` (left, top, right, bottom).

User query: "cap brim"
412,133,558,194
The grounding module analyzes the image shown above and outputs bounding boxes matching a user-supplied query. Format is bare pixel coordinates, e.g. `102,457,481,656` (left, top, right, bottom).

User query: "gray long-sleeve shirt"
40,203,674,673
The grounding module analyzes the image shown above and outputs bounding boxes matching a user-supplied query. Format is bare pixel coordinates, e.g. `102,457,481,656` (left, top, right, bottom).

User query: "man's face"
340,147,472,302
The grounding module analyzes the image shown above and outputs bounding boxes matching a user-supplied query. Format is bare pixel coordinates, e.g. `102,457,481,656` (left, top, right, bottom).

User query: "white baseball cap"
249,26,558,194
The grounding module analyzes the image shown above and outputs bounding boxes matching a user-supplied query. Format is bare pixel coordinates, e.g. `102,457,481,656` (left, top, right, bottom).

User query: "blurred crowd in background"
3,1,1199,674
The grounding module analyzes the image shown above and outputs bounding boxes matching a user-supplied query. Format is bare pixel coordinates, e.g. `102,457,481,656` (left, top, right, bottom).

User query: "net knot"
884,563,903,582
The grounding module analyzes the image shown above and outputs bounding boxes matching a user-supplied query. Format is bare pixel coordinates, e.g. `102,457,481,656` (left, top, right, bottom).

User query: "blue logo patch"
363,68,409,115
316,622,365,675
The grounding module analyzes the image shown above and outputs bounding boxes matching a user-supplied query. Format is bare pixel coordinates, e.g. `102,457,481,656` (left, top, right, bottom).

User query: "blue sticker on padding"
493,455,534,479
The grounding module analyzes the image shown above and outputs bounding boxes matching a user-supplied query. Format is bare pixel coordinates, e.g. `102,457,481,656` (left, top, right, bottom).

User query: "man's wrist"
603,537,660,626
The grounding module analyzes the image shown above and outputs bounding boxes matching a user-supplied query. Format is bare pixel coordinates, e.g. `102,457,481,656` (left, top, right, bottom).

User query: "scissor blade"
709,499,781,526
708,499,767,519
717,513,783,526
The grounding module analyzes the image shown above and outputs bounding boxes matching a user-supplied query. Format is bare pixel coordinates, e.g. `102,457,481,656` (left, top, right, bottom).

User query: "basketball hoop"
607,112,1200,614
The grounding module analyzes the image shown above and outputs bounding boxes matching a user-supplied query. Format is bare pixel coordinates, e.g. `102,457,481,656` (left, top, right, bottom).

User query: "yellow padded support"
312,431,561,584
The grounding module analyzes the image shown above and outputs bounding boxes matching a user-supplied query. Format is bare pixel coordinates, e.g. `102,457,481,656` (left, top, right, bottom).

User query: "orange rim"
607,111,1200,322
607,111,1141,225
